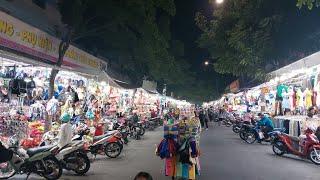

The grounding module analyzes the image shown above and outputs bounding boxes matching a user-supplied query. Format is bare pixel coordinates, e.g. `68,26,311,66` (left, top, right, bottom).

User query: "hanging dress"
305,89,312,109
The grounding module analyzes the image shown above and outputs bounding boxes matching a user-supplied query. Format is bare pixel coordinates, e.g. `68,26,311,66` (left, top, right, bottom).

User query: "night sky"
172,0,234,95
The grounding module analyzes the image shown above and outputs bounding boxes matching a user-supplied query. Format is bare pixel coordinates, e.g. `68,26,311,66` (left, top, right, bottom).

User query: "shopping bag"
258,131,264,139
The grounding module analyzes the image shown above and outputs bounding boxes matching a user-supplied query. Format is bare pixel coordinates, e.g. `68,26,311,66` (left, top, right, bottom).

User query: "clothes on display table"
158,121,201,179
10,79,36,95
161,124,179,177
273,116,320,137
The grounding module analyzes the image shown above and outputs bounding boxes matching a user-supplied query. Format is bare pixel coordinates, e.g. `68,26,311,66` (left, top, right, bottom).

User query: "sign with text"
0,11,104,74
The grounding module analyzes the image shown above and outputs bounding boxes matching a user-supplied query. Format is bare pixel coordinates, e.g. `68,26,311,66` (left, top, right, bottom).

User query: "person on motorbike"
257,113,274,142
57,113,73,149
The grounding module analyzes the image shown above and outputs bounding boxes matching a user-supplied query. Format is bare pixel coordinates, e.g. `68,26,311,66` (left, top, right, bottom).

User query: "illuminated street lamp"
204,60,212,66
216,0,224,4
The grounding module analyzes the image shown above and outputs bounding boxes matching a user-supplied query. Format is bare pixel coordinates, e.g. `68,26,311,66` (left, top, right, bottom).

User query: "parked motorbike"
0,136,62,180
56,140,90,175
232,121,244,133
78,129,124,158
272,132,320,165
244,126,285,144
39,131,91,175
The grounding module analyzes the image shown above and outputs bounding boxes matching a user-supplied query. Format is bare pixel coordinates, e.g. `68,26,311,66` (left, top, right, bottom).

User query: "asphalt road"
12,123,320,180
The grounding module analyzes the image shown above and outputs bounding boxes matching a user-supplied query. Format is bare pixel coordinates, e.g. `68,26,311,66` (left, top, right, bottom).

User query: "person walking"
204,109,209,130
198,109,205,128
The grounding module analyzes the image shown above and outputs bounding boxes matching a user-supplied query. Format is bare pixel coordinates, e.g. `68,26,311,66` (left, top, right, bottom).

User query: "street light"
204,60,213,66
216,0,224,4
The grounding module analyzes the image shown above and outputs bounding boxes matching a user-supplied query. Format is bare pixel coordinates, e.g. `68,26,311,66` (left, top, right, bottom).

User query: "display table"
273,115,320,137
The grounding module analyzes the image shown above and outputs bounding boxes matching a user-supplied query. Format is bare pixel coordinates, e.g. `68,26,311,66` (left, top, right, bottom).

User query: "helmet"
60,113,71,123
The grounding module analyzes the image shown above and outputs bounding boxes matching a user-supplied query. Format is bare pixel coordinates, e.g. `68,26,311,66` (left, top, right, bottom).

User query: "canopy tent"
270,51,320,78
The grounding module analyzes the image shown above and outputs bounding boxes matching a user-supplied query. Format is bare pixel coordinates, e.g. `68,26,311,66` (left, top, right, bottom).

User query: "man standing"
198,108,205,128
204,109,209,130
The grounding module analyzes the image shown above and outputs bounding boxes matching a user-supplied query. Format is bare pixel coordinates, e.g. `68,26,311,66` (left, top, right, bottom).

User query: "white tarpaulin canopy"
270,51,320,78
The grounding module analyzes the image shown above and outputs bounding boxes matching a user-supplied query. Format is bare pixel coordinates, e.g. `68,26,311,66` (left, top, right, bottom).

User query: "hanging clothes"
296,89,304,107
304,88,313,109
312,90,317,106
282,91,290,110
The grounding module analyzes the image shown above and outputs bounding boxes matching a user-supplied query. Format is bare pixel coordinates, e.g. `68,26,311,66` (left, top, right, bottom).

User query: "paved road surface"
13,123,320,180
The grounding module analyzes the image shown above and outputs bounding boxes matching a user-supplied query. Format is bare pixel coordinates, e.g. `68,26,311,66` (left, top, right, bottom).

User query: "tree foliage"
196,0,320,81
297,0,320,9
58,0,192,88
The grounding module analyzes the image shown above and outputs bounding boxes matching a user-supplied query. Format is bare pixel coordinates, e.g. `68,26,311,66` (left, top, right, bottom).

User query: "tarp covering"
270,51,320,78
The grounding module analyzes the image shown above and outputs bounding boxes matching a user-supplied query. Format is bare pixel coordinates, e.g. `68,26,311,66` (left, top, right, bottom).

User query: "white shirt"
57,123,73,148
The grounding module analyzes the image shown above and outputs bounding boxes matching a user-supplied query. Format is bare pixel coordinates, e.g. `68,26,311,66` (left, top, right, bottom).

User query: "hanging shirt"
282,92,290,109
276,84,288,98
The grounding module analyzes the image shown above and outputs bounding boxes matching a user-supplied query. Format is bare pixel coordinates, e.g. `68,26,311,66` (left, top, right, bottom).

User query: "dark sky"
171,0,234,94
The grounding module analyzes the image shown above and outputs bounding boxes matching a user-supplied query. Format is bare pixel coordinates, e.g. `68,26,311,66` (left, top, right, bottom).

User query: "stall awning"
270,51,320,78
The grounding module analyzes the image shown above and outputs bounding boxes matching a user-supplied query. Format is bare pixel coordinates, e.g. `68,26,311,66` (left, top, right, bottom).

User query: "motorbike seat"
93,132,115,141
27,145,54,157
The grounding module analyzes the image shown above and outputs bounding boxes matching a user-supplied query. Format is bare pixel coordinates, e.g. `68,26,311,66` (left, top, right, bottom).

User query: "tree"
196,0,320,82
51,0,191,95
297,0,320,9
66,0,192,84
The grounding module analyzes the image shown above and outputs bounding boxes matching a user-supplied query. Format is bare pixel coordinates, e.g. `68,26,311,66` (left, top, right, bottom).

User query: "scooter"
272,132,320,165
244,126,285,144
55,140,90,175
78,129,124,158
0,136,62,180
39,131,91,175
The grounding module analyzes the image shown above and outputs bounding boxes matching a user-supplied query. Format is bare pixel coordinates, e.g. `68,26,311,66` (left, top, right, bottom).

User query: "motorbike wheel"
0,162,16,179
42,156,62,180
73,153,91,175
225,121,232,127
232,125,240,134
239,130,247,140
244,131,256,144
104,142,122,158
309,148,320,165
272,141,285,156
139,127,145,136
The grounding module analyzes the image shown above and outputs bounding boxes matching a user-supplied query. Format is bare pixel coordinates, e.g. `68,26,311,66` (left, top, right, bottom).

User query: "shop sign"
229,79,240,93
0,11,103,71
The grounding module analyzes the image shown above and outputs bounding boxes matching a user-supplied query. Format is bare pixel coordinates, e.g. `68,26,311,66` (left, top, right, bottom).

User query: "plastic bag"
258,131,264,139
